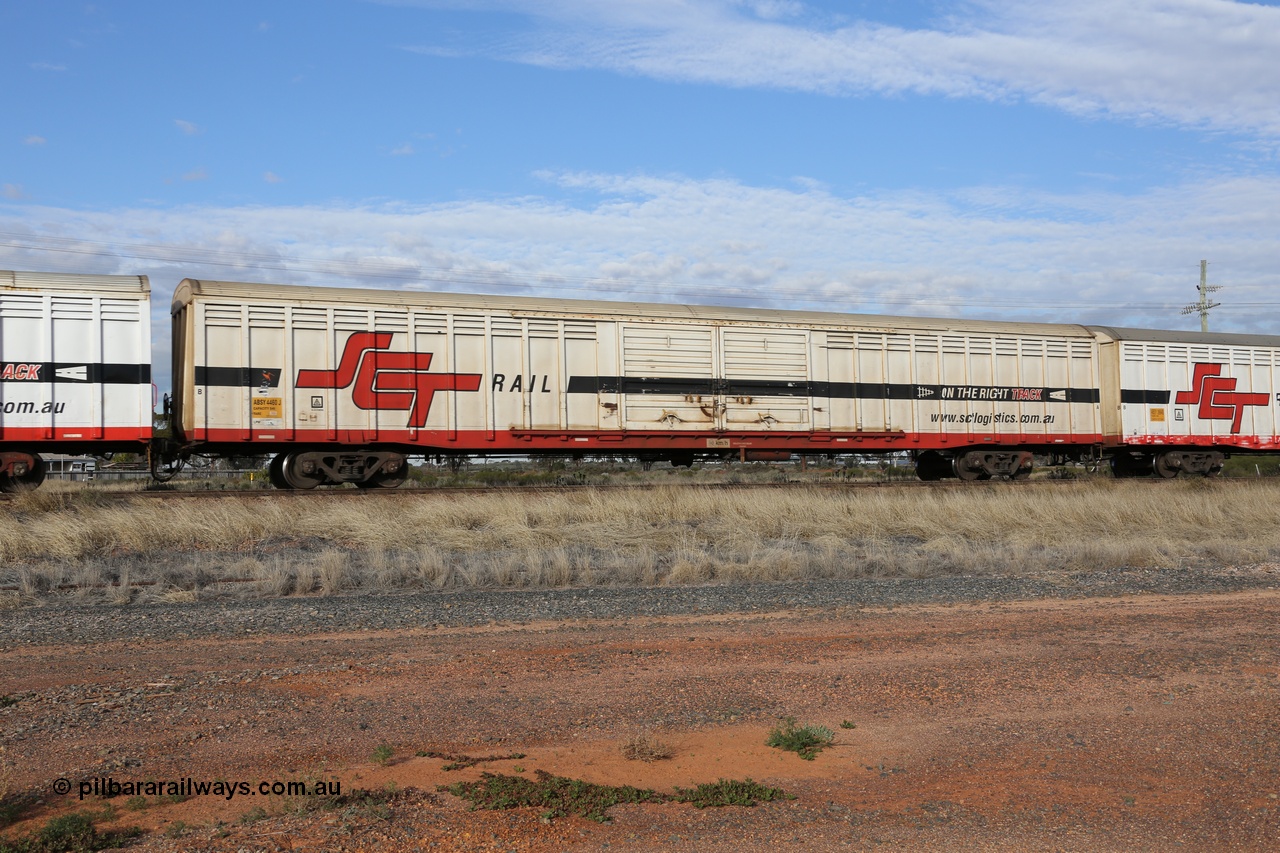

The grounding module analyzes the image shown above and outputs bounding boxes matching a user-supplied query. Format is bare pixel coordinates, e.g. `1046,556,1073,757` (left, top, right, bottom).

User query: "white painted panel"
490,333,524,431
528,334,560,430
565,337,598,430
621,324,715,429
721,327,809,428
856,347,886,431
0,273,150,441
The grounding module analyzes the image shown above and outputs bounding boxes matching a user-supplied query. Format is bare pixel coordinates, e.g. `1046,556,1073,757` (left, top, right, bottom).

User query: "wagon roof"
2,270,150,295
175,278,1101,338
1088,325,1280,348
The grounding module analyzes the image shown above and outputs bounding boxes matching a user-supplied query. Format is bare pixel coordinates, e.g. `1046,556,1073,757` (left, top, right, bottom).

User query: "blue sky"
4,0,1280,352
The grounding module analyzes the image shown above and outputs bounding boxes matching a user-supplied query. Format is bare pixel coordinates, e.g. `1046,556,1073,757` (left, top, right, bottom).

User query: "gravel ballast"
3,565,1275,646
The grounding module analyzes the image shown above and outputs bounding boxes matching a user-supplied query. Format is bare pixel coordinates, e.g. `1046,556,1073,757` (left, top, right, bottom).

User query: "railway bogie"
266,450,408,490
911,449,1036,481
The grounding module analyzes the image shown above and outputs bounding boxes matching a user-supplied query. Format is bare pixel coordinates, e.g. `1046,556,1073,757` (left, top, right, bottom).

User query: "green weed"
440,771,792,823
417,750,525,771
0,811,140,853
766,717,835,760
673,779,794,808
440,770,667,823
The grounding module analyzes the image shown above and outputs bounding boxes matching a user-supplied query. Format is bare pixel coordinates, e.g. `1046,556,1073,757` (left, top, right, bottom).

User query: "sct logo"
1174,363,1270,434
297,332,481,428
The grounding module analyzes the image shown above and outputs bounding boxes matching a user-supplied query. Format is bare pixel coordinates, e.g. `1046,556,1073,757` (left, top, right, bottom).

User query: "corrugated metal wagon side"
860,324,1103,480
172,279,501,488
170,278,1114,487
0,270,152,491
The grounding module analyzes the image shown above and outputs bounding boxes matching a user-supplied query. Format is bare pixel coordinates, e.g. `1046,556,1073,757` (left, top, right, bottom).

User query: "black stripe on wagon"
0,362,150,384
566,376,715,395
907,384,1100,404
568,376,1099,403
725,379,818,396
1121,389,1172,404
195,367,283,388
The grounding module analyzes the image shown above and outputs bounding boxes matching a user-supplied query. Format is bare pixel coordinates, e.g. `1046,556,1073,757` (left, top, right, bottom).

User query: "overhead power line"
3,233,1278,316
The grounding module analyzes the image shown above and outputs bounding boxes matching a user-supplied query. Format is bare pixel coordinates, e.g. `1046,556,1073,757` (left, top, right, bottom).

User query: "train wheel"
22,456,47,489
1110,453,1152,478
1009,452,1034,480
670,453,695,469
268,454,289,490
356,470,407,489
1153,453,1180,479
0,455,46,493
374,468,407,488
915,451,947,481
280,454,324,490
952,452,990,481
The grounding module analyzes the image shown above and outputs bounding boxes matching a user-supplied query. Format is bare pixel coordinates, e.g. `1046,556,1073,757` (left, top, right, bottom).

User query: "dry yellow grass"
2,480,1278,602
621,734,675,762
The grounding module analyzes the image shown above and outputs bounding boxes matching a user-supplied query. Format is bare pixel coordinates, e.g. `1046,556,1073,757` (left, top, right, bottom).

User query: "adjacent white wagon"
0,271,152,491
1093,327,1280,476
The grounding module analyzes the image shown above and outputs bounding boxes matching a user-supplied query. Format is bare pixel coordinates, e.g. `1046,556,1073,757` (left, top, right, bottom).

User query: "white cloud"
2,185,27,200
30,61,67,72
3,169,1279,337
390,143,415,156
403,0,1280,137
182,167,209,181
24,136,46,146
264,171,284,183
174,119,202,136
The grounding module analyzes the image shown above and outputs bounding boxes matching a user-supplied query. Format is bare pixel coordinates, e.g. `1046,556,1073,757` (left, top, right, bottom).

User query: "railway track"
1,475,1149,502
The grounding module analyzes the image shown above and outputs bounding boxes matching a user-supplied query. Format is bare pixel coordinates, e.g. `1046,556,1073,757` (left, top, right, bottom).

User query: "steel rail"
0,476,1153,503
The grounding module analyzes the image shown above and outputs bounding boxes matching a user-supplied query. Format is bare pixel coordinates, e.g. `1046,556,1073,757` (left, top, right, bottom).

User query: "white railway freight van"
1093,327,1280,476
171,279,1106,486
0,271,152,490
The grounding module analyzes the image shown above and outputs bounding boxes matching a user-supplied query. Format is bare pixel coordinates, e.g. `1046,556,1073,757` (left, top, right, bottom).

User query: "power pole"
1181,259,1221,333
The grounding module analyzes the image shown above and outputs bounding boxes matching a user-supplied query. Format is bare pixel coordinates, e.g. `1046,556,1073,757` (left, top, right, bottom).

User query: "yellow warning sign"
252,397,283,419
1150,407,1166,422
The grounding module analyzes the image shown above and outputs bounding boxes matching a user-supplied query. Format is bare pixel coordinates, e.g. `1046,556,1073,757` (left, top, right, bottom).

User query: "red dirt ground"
3,591,1279,851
